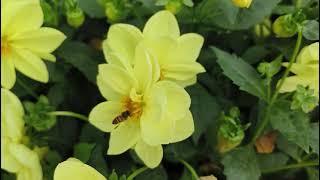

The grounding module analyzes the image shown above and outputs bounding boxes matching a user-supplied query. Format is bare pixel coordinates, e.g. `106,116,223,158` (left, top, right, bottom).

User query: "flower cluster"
89,10,205,168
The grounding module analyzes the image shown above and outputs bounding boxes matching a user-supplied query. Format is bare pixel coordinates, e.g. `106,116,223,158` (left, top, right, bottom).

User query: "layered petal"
1,139,21,173
173,33,204,62
11,48,49,83
97,64,137,101
297,42,319,64
143,10,180,39
54,158,106,180
162,62,205,81
1,57,16,89
104,24,143,65
135,139,163,169
170,111,194,143
11,27,66,54
108,120,140,155
89,101,123,132
279,75,312,93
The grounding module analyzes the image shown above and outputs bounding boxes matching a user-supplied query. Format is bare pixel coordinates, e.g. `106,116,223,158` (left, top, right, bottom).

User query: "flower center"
122,96,143,120
1,36,10,57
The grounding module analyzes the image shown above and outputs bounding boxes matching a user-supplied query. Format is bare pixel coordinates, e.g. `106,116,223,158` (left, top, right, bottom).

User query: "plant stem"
262,159,319,174
127,167,148,180
249,30,303,145
16,78,38,99
48,111,89,121
179,159,200,180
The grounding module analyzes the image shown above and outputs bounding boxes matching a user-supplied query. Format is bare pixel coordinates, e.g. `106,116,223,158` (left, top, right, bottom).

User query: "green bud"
23,95,56,132
67,8,85,28
229,106,240,118
104,1,129,23
257,56,282,78
272,15,298,38
291,85,318,113
254,18,271,38
40,0,59,27
165,0,183,14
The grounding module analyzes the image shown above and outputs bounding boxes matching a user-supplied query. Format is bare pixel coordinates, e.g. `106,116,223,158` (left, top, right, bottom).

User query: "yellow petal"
102,45,132,72
35,52,56,62
11,48,49,83
54,158,106,180
97,64,137,101
89,101,122,132
135,139,163,169
1,57,16,89
9,143,42,180
1,139,21,173
173,33,204,62
133,44,153,93
1,88,24,141
143,10,180,39
170,111,194,143
297,42,319,64
283,63,319,76
11,27,66,53
104,24,143,64
168,76,197,87
108,120,140,155
2,0,43,36
279,75,311,93
163,62,205,81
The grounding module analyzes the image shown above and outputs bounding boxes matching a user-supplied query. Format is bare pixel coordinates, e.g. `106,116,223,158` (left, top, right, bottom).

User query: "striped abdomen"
112,111,130,124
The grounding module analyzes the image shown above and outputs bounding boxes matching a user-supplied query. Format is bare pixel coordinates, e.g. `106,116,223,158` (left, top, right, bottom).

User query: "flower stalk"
48,111,89,121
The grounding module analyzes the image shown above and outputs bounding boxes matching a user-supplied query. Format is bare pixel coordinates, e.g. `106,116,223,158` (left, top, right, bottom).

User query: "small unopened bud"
165,0,183,14
254,18,271,38
40,0,59,27
67,8,85,28
255,131,277,154
273,15,298,38
291,85,318,113
232,0,253,8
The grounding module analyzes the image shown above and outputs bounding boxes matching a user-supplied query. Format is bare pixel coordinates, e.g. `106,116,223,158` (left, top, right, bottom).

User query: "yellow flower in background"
1,0,66,89
232,0,252,8
103,10,205,87
54,158,106,180
279,42,319,98
1,88,42,180
89,45,194,168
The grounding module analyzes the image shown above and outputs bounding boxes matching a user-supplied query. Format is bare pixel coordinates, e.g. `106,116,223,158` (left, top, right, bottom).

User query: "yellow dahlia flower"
54,158,106,180
103,10,205,87
89,45,194,168
1,0,66,89
279,42,319,98
232,0,252,8
1,88,42,180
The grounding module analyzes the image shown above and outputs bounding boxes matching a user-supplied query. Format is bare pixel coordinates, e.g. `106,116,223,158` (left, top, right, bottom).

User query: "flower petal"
173,33,204,62
107,120,140,155
297,42,319,64
11,48,49,83
170,111,194,143
54,158,106,180
104,24,143,64
143,10,180,39
11,27,66,53
169,76,197,87
1,57,16,89
135,139,163,169
97,64,136,101
1,139,21,173
279,75,311,93
89,101,122,132
163,62,205,81
2,0,43,36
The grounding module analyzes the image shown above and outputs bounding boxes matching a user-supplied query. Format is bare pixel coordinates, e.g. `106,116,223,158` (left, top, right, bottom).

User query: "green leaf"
135,166,168,180
42,150,63,180
199,0,280,30
307,167,319,180
241,45,270,64
109,170,119,180
186,84,221,143
276,134,300,160
303,20,319,40
57,41,103,84
1,171,15,180
212,47,267,100
270,101,312,153
257,152,289,170
222,146,261,180
164,140,197,161
73,142,96,163
182,0,194,7
87,144,109,177
179,168,195,180
310,123,319,155
78,0,105,18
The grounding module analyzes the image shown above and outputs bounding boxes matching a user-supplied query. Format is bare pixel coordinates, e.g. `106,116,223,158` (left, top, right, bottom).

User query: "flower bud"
67,8,85,28
272,15,298,38
254,18,271,38
232,0,252,8
40,0,59,27
291,85,318,113
165,0,183,14
254,131,277,154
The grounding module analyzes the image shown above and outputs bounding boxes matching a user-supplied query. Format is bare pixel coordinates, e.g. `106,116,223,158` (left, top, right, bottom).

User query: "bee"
112,111,130,124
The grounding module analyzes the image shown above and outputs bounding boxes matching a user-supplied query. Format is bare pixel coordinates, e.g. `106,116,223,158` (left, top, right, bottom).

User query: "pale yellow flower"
1,88,42,180
54,158,106,180
103,10,205,87
1,0,66,89
89,45,194,168
232,0,252,8
279,42,319,98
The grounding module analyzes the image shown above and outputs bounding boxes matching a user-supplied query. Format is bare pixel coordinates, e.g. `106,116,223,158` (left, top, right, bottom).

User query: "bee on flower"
1,0,66,89
1,88,43,180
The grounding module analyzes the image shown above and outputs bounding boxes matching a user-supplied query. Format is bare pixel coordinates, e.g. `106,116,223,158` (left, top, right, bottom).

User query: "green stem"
249,30,303,145
16,78,38,99
179,159,200,180
262,159,319,174
48,111,89,121
127,167,148,180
